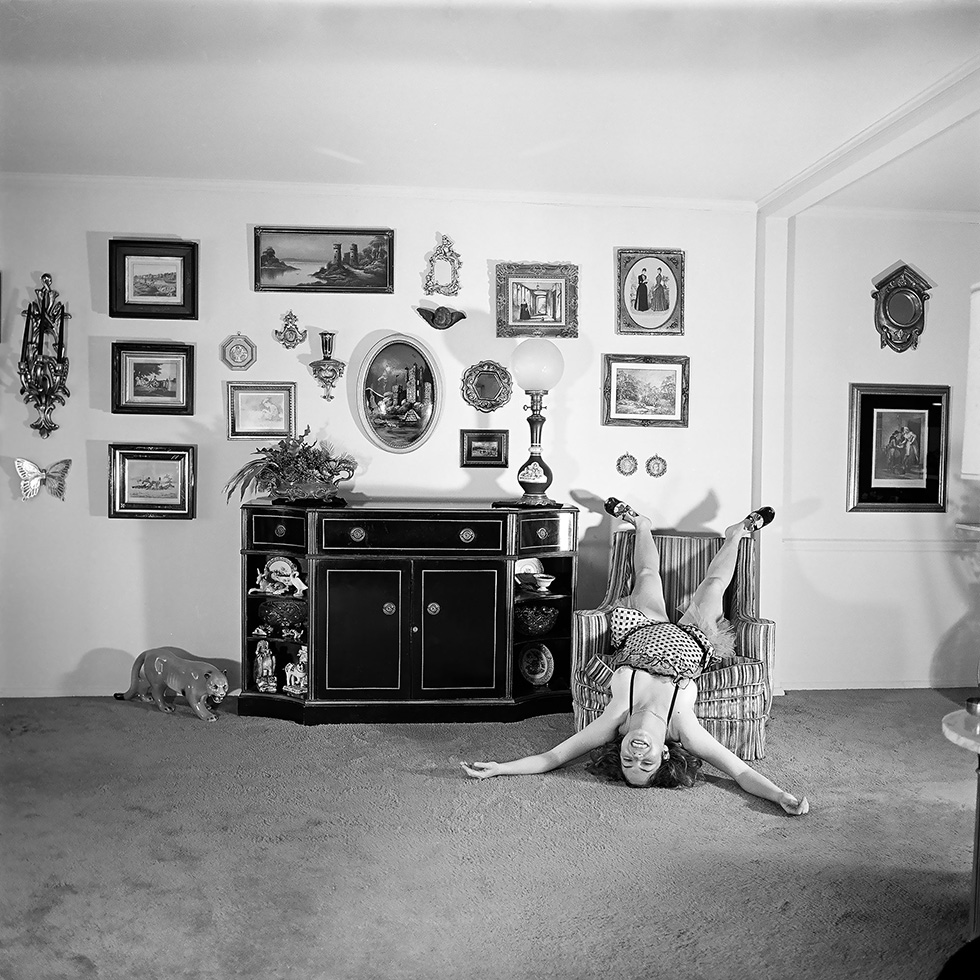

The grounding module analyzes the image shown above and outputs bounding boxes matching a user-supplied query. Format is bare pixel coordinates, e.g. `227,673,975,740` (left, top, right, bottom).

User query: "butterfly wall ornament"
14,458,72,501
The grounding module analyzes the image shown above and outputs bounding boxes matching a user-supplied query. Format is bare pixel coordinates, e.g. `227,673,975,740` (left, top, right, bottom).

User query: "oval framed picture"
356,333,444,453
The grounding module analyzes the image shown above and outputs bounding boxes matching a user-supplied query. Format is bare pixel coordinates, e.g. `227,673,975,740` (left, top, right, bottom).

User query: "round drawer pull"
536,527,548,540
382,602,397,616
349,526,366,543
426,602,441,616
274,524,287,538
459,527,476,544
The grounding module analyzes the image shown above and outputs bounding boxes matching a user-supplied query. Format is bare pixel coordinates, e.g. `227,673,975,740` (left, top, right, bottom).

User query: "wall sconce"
494,338,564,508
310,331,346,401
18,273,71,438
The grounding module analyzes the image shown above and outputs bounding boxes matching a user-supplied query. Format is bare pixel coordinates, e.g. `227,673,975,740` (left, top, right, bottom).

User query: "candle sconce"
18,273,71,438
310,331,346,401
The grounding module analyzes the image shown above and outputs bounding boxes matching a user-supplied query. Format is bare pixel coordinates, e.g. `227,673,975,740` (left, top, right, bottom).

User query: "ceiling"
1,0,978,213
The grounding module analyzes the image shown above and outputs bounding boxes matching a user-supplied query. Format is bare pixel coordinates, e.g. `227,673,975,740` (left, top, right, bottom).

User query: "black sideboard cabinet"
239,500,578,723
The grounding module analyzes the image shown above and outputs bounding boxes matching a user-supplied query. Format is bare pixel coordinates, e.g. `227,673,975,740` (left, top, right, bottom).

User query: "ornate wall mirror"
460,360,513,413
423,235,462,296
872,263,931,353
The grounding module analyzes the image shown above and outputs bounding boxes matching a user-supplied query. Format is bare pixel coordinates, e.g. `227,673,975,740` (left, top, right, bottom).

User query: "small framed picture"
111,342,195,415
108,444,197,519
846,383,950,512
225,381,296,440
356,333,443,453
108,239,198,319
495,262,578,338
602,353,690,427
219,334,257,371
460,429,509,468
253,226,394,293
616,248,685,335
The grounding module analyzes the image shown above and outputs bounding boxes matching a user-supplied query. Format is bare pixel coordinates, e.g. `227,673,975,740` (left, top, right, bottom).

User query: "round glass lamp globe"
512,339,564,392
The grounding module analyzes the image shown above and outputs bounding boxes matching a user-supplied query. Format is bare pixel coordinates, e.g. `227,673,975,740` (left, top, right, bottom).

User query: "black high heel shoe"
604,497,638,521
743,506,775,532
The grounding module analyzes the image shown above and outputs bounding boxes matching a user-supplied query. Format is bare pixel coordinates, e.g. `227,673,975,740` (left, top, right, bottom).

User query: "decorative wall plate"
515,557,545,577
518,643,555,686
220,334,257,370
645,454,667,478
616,453,638,476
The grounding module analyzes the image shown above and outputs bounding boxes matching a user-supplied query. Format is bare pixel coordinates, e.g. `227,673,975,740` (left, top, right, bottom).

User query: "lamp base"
492,494,561,509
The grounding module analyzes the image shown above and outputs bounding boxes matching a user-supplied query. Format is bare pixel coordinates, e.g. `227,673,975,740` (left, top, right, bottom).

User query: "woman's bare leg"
622,512,669,621
679,520,747,627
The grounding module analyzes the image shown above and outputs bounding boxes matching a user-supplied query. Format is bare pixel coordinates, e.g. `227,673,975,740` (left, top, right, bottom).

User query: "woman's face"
619,725,667,786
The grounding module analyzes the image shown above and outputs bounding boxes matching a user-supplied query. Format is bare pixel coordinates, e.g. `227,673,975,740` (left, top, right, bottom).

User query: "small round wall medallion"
616,453,638,476
645,455,667,478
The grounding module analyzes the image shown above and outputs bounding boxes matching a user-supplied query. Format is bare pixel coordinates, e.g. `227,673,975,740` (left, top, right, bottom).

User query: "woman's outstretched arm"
461,707,623,779
675,711,809,815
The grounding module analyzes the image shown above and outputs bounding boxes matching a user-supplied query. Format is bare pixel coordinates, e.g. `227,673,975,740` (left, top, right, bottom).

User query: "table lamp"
494,338,564,508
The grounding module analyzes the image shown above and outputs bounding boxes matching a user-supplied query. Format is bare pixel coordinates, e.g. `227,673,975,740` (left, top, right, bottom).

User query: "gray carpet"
2,689,977,980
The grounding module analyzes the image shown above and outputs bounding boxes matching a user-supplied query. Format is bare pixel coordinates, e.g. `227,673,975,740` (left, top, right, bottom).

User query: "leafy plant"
223,427,357,503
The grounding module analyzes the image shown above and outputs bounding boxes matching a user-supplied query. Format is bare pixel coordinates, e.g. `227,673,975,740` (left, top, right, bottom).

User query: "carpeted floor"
1,689,978,980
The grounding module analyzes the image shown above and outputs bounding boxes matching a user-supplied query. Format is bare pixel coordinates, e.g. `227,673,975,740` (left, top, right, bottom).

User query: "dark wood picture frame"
253,226,394,293
111,342,195,415
601,353,690,427
225,381,297,441
846,383,949,512
108,443,197,520
108,239,198,319
460,429,509,468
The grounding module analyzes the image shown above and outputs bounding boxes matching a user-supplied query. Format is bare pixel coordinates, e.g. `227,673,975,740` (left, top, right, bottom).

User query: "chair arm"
571,605,616,731
730,614,775,714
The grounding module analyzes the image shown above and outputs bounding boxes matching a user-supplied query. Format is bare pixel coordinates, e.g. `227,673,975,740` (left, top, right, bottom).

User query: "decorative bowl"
515,604,559,636
530,573,556,592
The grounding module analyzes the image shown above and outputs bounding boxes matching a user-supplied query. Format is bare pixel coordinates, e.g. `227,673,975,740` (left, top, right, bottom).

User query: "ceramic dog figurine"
114,646,228,723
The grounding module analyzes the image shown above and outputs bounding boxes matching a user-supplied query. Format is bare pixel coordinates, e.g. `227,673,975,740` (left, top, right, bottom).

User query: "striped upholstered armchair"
571,530,774,760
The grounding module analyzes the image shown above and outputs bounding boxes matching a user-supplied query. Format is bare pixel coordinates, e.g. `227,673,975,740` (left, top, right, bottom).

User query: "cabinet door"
416,562,507,699
314,561,409,699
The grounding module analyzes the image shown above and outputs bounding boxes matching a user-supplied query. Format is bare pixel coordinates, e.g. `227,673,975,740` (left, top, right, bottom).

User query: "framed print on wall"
111,342,195,415
460,429,509,468
108,444,197,519
108,239,198,319
616,248,685,335
602,353,690,427
356,333,443,453
495,262,578,338
846,383,949,512
225,381,297,440
253,226,394,293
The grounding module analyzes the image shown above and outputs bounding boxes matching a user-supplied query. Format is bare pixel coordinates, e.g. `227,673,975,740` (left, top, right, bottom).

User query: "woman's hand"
779,793,809,816
460,761,501,779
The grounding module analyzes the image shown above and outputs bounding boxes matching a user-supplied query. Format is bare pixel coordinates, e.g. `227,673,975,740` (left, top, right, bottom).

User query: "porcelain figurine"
283,645,309,696
254,639,278,693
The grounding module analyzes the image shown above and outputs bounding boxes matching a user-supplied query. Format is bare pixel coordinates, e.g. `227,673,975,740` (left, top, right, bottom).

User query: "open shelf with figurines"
243,553,311,701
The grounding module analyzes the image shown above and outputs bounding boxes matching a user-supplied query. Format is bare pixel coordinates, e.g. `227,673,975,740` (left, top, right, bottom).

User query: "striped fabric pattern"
571,530,775,760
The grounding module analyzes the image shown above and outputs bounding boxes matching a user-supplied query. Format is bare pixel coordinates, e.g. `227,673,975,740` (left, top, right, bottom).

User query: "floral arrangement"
223,427,357,503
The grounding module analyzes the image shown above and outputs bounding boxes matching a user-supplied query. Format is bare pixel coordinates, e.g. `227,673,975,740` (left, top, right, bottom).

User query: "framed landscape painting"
108,444,197,519
846,383,949,512
108,239,198,319
616,248,685,335
111,342,195,415
460,429,509,468
495,262,578,338
253,227,394,293
356,333,442,453
602,353,690,427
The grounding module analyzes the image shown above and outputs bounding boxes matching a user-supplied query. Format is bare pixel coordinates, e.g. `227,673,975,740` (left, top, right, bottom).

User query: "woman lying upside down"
462,500,809,816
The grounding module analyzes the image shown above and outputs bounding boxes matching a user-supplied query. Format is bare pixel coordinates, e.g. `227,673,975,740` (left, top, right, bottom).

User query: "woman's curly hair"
586,738,702,789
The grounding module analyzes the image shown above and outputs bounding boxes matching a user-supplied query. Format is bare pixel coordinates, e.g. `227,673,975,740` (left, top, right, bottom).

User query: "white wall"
776,208,980,689
0,174,757,696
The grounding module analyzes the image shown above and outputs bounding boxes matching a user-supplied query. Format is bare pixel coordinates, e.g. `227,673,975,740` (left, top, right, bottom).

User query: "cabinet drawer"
518,511,576,553
249,512,307,550
318,516,505,553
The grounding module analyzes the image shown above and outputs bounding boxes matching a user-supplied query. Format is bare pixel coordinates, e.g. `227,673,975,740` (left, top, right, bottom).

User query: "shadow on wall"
931,483,980,688
63,647,136,696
